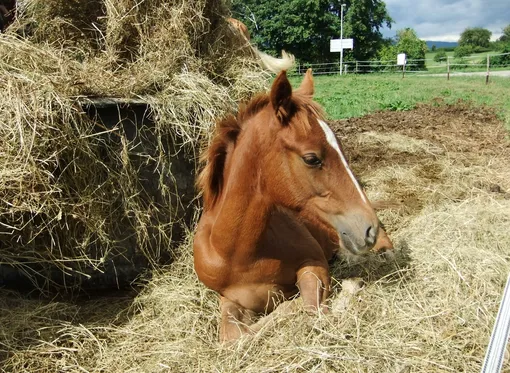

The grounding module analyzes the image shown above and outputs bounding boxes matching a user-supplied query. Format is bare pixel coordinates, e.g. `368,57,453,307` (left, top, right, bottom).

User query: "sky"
380,0,509,42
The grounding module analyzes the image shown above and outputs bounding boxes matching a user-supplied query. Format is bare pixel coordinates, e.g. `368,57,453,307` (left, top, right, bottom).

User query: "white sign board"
397,53,407,66
330,38,354,52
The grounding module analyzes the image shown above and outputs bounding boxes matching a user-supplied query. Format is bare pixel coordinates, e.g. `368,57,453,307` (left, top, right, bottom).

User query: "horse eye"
302,154,322,167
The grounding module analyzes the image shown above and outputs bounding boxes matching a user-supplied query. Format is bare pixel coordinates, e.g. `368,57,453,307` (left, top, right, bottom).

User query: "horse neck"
209,119,272,257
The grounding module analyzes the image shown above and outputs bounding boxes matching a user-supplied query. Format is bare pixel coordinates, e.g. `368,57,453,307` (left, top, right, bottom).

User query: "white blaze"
318,119,367,204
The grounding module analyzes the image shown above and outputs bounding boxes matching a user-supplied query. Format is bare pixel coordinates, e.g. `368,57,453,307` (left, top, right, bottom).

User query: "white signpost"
397,53,407,78
330,38,354,74
330,38,354,52
397,53,406,66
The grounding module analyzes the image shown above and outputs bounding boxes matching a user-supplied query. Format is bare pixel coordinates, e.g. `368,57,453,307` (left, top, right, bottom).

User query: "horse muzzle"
332,213,379,255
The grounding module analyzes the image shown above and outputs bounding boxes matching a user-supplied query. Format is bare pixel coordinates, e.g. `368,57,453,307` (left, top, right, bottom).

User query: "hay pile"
0,0,268,289
2,101,510,371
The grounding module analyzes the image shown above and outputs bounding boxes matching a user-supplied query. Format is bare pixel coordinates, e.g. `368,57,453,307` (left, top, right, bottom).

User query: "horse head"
257,69,381,255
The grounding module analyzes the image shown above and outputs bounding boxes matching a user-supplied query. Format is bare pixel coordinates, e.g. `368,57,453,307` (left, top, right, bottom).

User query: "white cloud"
380,0,509,41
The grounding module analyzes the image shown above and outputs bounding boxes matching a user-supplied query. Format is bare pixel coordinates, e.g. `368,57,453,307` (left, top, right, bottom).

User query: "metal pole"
481,273,510,373
340,3,346,75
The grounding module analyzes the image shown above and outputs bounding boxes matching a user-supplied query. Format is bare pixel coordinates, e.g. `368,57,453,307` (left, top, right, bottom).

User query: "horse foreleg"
219,296,257,342
296,265,330,313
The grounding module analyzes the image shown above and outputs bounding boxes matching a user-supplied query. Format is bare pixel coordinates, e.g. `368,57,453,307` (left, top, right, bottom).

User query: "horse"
193,62,394,341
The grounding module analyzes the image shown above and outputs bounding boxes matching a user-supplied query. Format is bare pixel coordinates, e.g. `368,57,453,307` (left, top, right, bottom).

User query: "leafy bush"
450,58,469,70
491,46,510,67
454,45,473,58
380,100,415,112
434,50,448,63
375,28,427,71
472,46,492,53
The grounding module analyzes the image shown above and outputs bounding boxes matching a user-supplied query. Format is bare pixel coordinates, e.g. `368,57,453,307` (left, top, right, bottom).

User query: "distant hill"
425,41,458,49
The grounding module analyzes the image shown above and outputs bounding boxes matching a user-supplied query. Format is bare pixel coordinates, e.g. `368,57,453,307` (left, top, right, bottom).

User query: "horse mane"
197,91,324,210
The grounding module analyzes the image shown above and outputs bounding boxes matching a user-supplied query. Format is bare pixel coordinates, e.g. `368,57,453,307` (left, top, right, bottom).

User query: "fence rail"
293,51,510,77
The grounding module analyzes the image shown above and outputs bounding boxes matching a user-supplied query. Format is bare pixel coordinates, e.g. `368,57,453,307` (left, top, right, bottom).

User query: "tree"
342,0,394,61
375,28,427,70
499,24,510,42
454,45,473,58
374,43,396,71
395,28,428,69
231,0,393,63
431,45,436,51
491,45,510,66
434,50,447,63
459,27,492,48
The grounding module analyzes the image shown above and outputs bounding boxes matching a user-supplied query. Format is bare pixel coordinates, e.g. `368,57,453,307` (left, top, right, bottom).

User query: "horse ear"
295,68,314,96
270,70,293,123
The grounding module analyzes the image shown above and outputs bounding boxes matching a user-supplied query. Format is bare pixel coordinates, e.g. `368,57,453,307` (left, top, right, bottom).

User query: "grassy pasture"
289,74,510,129
425,51,454,69
424,51,502,69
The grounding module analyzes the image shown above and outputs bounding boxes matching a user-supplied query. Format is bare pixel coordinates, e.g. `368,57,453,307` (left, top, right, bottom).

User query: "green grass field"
425,50,503,69
290,74,510,129
425,51,454,69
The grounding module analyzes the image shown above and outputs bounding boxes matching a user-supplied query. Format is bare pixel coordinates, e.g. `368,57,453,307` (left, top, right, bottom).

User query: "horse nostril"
365,225,376,247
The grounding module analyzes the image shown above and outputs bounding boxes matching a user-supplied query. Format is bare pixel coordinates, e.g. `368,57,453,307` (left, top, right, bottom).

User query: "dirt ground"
332,102,510,228
334,101,509,156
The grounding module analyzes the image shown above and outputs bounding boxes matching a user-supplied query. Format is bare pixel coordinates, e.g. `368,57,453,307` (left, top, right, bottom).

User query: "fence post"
447,56,450,80
402,63,405,79
355,61,358,74
486,54,490,85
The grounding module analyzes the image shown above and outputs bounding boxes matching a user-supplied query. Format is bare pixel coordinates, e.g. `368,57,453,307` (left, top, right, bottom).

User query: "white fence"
294,51,510,76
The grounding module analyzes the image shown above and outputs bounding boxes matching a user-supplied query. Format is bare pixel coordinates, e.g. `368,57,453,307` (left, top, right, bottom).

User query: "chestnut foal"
194,69,392,341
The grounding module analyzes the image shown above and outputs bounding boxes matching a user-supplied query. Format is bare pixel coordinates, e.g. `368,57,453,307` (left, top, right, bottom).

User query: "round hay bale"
0,0,270,292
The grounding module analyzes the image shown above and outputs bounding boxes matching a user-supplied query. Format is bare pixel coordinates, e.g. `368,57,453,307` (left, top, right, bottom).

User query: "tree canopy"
458,27,492,48
377,28,427,70
434,50,447,63
453,45,473,59
231,0,393,63
499,24,510,42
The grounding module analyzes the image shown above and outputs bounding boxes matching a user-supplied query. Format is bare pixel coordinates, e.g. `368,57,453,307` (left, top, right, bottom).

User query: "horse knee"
219,296,256,342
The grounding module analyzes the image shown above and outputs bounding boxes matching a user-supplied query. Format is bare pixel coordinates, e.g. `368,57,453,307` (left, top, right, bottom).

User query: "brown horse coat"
194,69,393,341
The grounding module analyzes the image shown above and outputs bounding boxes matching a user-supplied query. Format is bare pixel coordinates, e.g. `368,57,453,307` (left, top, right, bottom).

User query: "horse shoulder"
193,214,229,292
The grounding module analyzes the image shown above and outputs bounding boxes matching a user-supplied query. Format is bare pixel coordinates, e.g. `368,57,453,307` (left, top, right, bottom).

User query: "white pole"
481,273,510,373
340,3,346,75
